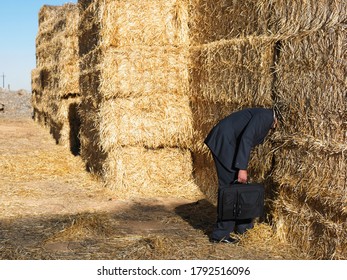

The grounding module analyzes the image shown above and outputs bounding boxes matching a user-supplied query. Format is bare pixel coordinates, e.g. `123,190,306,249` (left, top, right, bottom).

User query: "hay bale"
33,3,80,151
191,151,218,203
187,0,346,43
36,4,79,67
188,0,269,44
31,69,42,94
78,100,106,176
78,0,102,56
103,146,203,200
99,0,189,47
98,94,193,151
79,45,189,101
76,0,202,199
274,27,346,142
51,98,81,145
272,142,346,212
35,4,79,93
273,187,347,259
270,25,347,259
99,46,189,99
265,0,347,36
189,37,275,102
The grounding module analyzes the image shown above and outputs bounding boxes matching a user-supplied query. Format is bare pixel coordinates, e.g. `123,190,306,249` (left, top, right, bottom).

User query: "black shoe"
210,237,239,244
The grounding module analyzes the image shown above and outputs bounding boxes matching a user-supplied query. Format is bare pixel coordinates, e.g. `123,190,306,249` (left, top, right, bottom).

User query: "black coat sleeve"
234,116,271,170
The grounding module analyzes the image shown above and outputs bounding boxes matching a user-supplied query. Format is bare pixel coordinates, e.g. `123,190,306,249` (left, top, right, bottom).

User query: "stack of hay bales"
33,0,346,259
32,4,80,153
188,0,276,201
188,0,346,259
267,1,347,259
78,0,203,199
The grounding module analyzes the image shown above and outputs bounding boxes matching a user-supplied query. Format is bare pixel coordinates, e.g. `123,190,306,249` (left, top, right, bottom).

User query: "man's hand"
238,170,248,184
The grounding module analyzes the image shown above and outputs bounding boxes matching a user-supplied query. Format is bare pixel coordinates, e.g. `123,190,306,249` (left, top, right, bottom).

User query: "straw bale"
78,0,102,56
37,4,78,39
54,97,82,123
51,98,81,149
265,0,347,36
189,37,275,103
59,64,80,96
32,93,81,148
80,44,102,67
192,151,217,203
78,99,106,175
35,3,79,95
188,0,269,44
78,0,94,11
64,4,80,35
59,34,79,61
188,37,276,203
79,69,101,103
31,69,42,94
32,108,48,127
274,27,346,143
35,40,63,67
99,46,189,99
273,187,347,259
32,67,57,92
98,94,193,151
103,146,203,200
36,4,78,67
31,88,57,115
38,5,63,28
271,137,346,212
33,3,80,155
99,0,189,47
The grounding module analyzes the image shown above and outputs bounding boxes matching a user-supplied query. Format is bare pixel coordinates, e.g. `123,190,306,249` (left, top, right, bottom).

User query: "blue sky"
0,0,77,91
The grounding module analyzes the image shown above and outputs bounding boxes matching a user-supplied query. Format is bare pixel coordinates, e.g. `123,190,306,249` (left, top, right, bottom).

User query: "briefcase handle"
233,180,250,185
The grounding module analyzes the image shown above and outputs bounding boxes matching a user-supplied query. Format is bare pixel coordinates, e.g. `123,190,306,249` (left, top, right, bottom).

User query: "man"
204,107,277,243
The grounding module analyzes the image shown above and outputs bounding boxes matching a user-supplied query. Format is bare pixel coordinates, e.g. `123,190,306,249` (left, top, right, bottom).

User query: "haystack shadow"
68,102,81,156
175,199,216,237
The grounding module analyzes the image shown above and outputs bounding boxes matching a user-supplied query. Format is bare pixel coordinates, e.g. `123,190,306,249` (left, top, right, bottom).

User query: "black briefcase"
219,183,264,220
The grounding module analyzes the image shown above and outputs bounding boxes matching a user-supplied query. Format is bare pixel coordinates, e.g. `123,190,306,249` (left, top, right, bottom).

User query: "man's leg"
235,219,254,234
210,155,238,241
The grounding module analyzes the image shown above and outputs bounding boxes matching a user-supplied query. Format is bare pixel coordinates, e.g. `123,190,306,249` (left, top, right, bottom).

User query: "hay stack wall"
269,9,346,258
78,0,203,199
32,4,80,154
188,0,346,259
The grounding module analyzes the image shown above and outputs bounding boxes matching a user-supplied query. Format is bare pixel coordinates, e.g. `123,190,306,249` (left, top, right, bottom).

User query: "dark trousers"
211,155,253,240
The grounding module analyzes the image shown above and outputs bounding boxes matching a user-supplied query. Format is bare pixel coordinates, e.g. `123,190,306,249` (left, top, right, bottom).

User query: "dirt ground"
0,89,308,260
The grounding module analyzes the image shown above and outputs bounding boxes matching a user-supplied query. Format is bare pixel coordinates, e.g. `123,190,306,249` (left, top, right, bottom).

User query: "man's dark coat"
204,108,274,171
